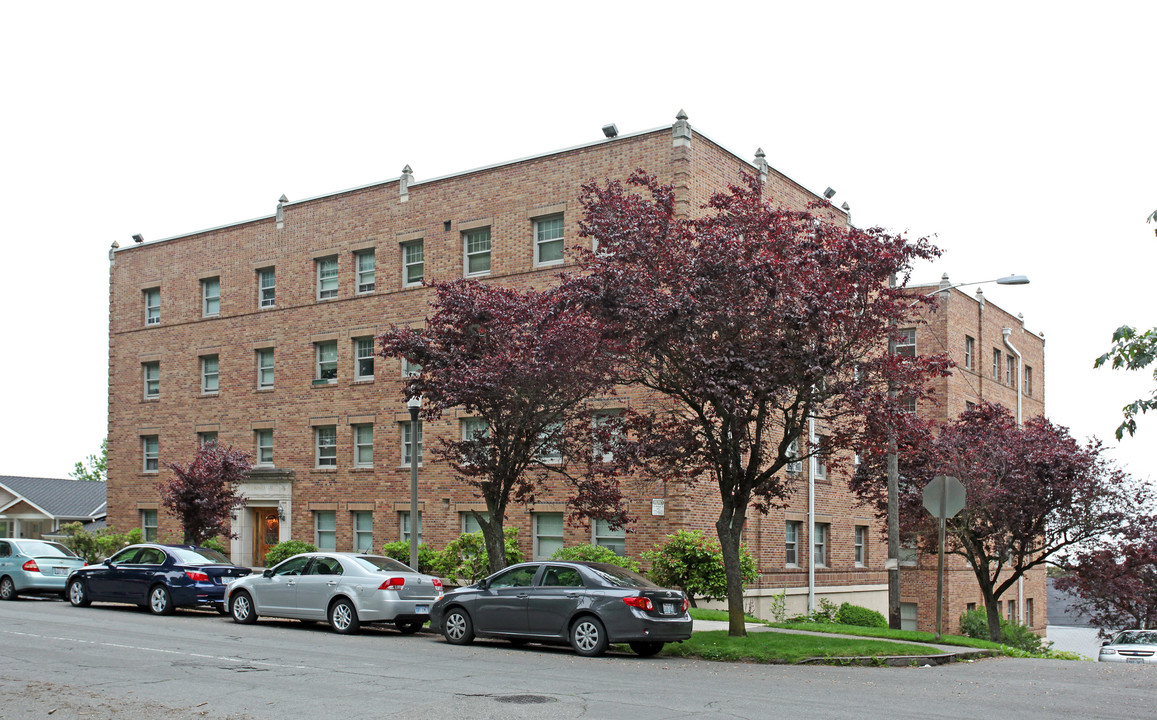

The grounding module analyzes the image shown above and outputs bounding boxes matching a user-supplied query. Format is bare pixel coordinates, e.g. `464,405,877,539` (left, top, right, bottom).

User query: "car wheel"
629,641,664,657
570,616,609,657
396,619,424,635
68,579,91,607
230,592,257,624
148,585,175,616
0,576,17,601
442,607,475,645
329,598,360,635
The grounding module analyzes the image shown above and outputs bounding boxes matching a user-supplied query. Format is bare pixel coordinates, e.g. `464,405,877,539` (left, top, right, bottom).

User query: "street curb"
797,649,999,666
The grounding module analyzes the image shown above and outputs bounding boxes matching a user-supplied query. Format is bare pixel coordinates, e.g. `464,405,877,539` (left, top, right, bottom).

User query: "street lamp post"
408,395,421,571
886,273,1028,630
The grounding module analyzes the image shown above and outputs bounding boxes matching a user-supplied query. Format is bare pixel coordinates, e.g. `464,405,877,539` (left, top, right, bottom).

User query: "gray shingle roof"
0,476,107,520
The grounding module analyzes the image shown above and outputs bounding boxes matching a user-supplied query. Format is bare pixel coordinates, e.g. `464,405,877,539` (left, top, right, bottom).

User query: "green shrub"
809,597,840,623
641,530,757,606
836,602,888,628
957,606,1047,653
551,544,641,572
199,536,228,555
263,540,317,567
58,522,143,563
380,540,440,575
434,528,524,583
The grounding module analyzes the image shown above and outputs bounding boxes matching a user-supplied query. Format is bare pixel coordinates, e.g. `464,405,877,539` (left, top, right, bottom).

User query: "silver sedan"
224,553,443,635
1098,630,1157,664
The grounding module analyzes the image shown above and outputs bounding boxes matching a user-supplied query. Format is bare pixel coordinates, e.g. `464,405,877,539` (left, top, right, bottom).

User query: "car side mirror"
103,558,113,567
478,579,489,590
263,568,274,578
1101,640,1110,646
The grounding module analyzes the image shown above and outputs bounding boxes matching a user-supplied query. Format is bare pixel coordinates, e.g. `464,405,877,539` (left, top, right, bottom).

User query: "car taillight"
22,560,39,572
623,596,653,611
378,577,405,590
681,598,690,613
185,571,210,582
432,578,443,589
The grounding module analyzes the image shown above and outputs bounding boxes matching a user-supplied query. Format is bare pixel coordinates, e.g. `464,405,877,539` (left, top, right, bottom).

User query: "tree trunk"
477,499,509,576
716,512,748,637
981,584,1002,642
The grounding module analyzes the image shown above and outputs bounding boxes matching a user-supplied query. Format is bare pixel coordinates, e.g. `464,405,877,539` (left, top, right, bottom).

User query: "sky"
1,2,1153,485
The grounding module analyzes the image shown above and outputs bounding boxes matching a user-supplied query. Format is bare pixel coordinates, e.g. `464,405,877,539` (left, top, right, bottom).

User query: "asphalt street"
1,598,1154,719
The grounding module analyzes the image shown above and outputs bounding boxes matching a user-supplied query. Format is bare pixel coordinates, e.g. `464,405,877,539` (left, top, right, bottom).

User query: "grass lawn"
661,630,942,664
689,608,761,623
766,621,1005,650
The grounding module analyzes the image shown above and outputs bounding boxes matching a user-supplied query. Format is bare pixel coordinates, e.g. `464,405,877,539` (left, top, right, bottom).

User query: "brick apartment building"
105,113,1042,629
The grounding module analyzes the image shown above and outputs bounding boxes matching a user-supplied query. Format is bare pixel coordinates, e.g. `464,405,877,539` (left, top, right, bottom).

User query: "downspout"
807,417,816,615
1002,327,1025,623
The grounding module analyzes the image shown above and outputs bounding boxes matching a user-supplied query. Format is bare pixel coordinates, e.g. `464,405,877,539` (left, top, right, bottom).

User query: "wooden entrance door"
254,509,280,567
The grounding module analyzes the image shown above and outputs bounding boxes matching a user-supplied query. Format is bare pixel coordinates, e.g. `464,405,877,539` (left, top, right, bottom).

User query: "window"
533,512,564,560
354,337,375,381
785,521,801,567
202,277,220,316
353,511,373,553
198,431,218,448
534,215,564,266
315,341,337,383
201,355,219,394
402,357,422,377
143,362,159,399
814,523,829,567
900,602,918,632
1025,598,1034,627
964,335,974,370
854,525,867,567
1006,356,1015,386
900,395,917,414
1008,599,1017,622
257,349,274,389
315,425,337,467
356,250,376,293
461,511,489,533
535,422,562,464
811,435,828,479
966,602,976,613
144,288,160,325
258,268,275,308
314,511,336,551
142,436,158,473
992,349,1001,380
460,417,489,466
400,511,422,543
401,421,423,466
899,537,918,566
593,519,626,556
786,438,803,473
895,328,916,357
403,241,424,286
317,257,338,299
591,412,620,463
353,424,373,467
255,429,273,466
1025,366,1033,396
141,510,158,542
464,227,491,276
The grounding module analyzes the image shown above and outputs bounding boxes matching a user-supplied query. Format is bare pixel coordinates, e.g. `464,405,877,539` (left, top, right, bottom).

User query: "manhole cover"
494,695,557,705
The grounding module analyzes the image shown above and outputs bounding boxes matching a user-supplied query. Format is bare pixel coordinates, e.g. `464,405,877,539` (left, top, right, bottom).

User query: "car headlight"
1100,648,1116,655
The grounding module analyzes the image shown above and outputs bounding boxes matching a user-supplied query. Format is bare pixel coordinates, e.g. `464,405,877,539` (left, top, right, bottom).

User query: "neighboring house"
0,476,107,539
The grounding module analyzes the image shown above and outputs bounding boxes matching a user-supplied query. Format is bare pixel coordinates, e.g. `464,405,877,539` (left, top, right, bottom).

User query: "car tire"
0,576,17,601
570,616,609,657
68,579,91,607
148,585,175,616
230,592,257,624
629,641,664,657
329,598,360,635
395,619,424,635
442,607,475,645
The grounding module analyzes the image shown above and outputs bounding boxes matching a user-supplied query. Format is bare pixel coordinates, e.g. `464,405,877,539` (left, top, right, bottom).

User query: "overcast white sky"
2,2,1153,485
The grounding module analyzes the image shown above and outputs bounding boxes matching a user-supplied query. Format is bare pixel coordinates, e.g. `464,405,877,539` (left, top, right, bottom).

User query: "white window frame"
356,249,376,293
144,288,161,325
258,267,275,308
461,511,489,533
400,511,422,543
354,337,375,381
141,509,158,542
317,256,338,300
143,362,159,399
814,523,829,567
315,425,337,468
1007,356,1015,386
314,511,336,551
591,412,620,463
402,357,422,377
401,421,422,466
353,511,374,553
463,227,492,276
992,348,1001,380
534,422,563,464
353,423,374,468
592,519,626,556
256,429,273,466
533,512,564,560
786,437,803,473
1025,366,1033,396
895,328,915,357
785,521,800,567
811,434,827,479
201,355,219,394
315,341,337,383
964,335,974,370
854,525,867,567
201,277,220,317
142,436,159,473
198,431,218,448
257,349,274,389
534,215,565,267
403,240,424,287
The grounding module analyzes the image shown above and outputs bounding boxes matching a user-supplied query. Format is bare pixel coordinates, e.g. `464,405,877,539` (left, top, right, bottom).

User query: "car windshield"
17,541,77,558
584,563,660,588
170,547,233,565
1113,631,1157,645
351,555,415,573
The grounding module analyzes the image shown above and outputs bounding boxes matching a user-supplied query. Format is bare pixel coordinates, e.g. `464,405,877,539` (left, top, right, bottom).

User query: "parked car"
0,539,87,600
429,561,692,657
224,552,443,635
1098,630,1157,664
66,544,250,615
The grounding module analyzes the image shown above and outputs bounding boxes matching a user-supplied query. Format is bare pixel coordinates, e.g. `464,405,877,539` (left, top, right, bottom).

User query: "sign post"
922,475,966,640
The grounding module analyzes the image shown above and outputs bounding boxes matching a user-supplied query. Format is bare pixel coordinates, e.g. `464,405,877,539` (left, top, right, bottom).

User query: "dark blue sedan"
66,544,250,615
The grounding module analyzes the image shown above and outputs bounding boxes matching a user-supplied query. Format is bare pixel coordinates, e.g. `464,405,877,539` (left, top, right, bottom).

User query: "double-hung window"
202,277,220,316
314,511,336,551
143,362,159,399
1025,366,1033,396
461,511,489,533
317,257,338,299
464,228,491,276
964,335,975,370
786,438,803,473
255,429,273,466
403,241,424,286
534,215,564,266
141,509,158,542
258,268,275,308
785,521,800,567
316,341,337,383
993,349,1002,380
401,421,422,466
142,436,159,473
354,337,374,381
257,349,274,389
533,513,564,560
593,519,626,556
144,288,161,325
1007,356,1016,387
198,431,218,448
353,424,373,468
201,355,219,394
895,328,916,357
534,422,563,464
811,434,828,479
400,511,422,543
854,525,867,567
353,512,373,552
402,357,422,377
316,426,337,468
814,523,829,567
356,250,376,293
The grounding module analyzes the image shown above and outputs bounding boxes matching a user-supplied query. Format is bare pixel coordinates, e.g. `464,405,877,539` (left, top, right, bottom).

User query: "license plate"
414,605,428,614
663,603,676,614
1127,658,1144,664
53,567,67,576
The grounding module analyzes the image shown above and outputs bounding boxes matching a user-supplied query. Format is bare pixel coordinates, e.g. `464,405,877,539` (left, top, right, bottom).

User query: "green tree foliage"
550,544,641,572
642,530,757,607
70,439,107,482
263,540,317,567
958,607,1046,653
1095,325,1157,439
433,529,524,584
380,540,440,575
58,522,142,563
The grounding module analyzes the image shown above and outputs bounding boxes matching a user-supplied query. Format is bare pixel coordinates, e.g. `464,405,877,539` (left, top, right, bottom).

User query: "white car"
1098,630,1157,664
224,552,442,635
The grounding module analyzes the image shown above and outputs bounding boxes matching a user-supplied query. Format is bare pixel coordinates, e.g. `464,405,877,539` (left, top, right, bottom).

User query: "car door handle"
286,581,296,587
516,593,529,599
565,593,580,598
327,581,338,587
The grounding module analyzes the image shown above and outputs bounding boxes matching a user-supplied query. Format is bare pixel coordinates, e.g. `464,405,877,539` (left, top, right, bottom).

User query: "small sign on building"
651,498,665,516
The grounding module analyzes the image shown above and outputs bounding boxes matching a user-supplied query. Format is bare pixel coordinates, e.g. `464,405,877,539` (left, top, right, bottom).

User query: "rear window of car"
351,555,415,573
170,547,232,565
16,541,77,558
584,563,660,588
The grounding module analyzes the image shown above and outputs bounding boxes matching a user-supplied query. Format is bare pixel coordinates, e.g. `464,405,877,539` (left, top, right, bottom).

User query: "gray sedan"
0,539,87,600
1098,630,1157,664
224,552,443,635
429,561,692,657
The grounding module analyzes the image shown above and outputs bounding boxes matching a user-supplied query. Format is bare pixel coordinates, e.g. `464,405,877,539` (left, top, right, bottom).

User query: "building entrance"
254,509,280,567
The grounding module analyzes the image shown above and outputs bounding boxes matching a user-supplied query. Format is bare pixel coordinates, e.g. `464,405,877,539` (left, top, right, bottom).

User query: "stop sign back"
922,475,966,519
